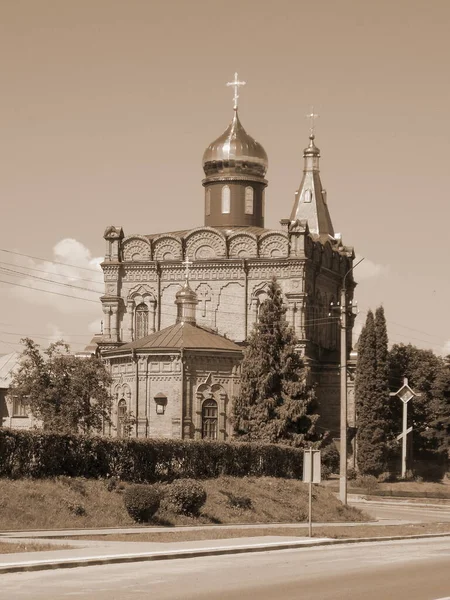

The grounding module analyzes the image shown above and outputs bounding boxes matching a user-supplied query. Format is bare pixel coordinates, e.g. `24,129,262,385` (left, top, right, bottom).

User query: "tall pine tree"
355,307,391,475
232,278,318,447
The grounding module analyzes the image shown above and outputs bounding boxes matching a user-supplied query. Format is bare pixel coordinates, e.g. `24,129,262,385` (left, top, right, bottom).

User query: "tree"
10,338,113,435
428,356,450,455
355,308,391,475
389,344,449,456
232,278,318,447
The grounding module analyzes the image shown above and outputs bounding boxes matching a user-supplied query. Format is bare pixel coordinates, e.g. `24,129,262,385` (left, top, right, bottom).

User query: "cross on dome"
305,107,319,136
226,72,246,111
182,257,193,282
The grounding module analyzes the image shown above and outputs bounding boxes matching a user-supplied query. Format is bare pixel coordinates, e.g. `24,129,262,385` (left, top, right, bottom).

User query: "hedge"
0,430,304,482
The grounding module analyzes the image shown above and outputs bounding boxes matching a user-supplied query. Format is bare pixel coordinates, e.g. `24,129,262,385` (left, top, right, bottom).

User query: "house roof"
104,322,243,354
0,351,20,389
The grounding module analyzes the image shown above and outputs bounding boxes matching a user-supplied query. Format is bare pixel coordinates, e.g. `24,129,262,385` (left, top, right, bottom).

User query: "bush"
347,468,357,481
221,490,253,511
321,465,332,480
123,485,161,522
321,443,340,474
0,430,304,482
163,479,207,516
354,474,379,494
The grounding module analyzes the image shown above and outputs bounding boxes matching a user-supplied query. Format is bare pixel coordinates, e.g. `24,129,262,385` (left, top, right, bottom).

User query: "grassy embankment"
0,476,365,531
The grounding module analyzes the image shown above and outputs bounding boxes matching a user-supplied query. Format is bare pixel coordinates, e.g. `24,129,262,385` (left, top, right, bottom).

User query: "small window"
12,397,27,417
304,189,312,203
202,399,218,440
117,398,127,438
135,303,149,339
221,185,231,214
205,188,211,216
245,186,254,214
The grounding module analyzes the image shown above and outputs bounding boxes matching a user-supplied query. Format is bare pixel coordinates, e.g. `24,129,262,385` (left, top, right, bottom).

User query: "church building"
99,75,356,440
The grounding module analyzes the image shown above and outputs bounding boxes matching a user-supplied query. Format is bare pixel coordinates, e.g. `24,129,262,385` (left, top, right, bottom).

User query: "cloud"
7,238,104,314
354,254,390,281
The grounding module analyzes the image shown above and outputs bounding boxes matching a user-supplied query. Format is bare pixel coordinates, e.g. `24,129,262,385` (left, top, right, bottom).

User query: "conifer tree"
355,307,391,475
232,278,318,447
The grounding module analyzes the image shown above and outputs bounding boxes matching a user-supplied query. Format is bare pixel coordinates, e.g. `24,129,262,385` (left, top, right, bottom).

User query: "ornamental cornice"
183,226,227,243
202,175,267,185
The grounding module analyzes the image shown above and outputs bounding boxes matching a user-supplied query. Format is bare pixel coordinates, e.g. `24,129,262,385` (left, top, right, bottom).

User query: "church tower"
290,133,334,238
202,73,268,228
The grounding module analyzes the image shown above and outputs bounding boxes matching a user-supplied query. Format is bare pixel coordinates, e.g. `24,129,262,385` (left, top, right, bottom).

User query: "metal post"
308,448,313,537
339,286,347,505
401,400,408,479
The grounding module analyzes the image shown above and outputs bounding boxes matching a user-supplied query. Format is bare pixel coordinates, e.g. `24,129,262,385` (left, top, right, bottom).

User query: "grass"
0,541,73,554
0,476,365,531
63,523,450,543
323,476,450,498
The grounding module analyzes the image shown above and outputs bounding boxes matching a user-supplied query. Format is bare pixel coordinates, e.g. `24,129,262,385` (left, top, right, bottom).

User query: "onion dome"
304,134,320,157
175,280,198,325
202,110,268,180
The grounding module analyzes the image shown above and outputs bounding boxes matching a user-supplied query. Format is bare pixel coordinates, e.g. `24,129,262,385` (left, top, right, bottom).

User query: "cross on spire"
182,257,192,282
305,106,319,136
226,72,246,110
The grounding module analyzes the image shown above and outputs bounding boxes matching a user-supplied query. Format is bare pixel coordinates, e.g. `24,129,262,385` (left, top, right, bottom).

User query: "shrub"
123,485,161,522
320,465,332,480
221,490,253,510
354,474,379,494
0,430,304,482
164,479,207,516
321,443,340,474
347,468,357,481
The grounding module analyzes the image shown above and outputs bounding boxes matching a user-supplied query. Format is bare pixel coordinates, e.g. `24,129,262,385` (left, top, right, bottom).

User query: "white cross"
305,106,319,136
197,287,211,317
226,72,246,110
182,257,192,282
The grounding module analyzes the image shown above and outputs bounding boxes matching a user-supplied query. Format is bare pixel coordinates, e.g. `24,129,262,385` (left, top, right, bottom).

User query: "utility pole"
339,285,348,505
331,257,364,505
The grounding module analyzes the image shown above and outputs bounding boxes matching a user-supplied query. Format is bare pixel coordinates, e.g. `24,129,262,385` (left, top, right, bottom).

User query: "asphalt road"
2,537,449,600
350,499,450,523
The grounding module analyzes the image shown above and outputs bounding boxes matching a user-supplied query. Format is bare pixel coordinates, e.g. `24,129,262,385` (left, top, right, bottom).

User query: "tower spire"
289,116,334,238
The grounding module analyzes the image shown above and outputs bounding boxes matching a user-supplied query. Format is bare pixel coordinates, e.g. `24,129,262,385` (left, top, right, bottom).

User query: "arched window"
245,186,254,214
117,399,127,438
205,188,211,216
221,185,231,214
304,189,312,203
202,399,218,440
135,303,149,339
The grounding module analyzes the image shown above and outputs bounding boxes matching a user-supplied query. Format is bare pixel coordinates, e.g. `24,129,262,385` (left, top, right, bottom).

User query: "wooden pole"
402,400,408,479
339,287,348,505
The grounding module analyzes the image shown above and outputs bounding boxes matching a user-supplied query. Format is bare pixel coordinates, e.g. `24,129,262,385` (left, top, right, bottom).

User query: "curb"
1,532,449,575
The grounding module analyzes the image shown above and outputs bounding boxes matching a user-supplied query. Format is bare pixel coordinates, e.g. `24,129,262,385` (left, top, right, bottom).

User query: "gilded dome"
202,110,268,179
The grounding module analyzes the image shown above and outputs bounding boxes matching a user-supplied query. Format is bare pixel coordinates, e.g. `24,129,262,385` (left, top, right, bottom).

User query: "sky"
0,0,449,356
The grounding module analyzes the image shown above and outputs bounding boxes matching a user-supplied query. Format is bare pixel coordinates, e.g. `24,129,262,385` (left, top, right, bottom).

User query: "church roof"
202,109,268,178
106,322,243,354
145,226,271,240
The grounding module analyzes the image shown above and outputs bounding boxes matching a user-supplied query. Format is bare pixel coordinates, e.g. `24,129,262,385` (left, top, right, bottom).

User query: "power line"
0,248,101,273
0,278,99,303
0,259,103,285
0,266,102,295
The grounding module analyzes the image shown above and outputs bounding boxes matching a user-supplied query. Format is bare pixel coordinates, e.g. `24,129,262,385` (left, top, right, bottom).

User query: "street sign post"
303,448,321,537
390,377,417,478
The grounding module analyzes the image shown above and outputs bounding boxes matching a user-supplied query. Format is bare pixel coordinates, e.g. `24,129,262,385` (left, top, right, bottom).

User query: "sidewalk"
1,524,449,575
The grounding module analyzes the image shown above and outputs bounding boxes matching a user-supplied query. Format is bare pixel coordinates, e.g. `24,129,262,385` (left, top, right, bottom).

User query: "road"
350,498,450,523
2,536,449,600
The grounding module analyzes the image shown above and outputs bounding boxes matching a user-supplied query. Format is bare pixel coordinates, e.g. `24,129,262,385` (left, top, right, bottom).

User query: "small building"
102,275,243,440
0,351,35,430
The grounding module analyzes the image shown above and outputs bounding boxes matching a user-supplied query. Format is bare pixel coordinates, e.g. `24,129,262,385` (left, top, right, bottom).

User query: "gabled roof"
0,351,20,389
104,322,242,354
